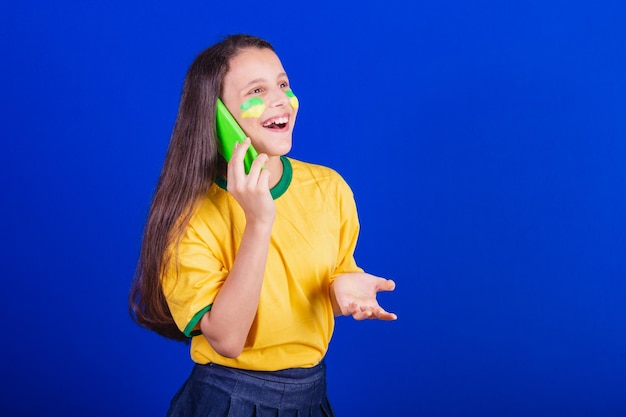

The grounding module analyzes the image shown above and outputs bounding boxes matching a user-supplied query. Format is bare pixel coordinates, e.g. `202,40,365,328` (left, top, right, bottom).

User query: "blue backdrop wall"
1,1,625,416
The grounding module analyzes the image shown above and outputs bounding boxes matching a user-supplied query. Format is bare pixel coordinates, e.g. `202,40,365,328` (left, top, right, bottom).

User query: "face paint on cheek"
240,97,266,119
285,90,299,110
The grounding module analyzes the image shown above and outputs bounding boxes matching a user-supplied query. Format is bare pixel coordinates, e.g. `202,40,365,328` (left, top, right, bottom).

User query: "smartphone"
215,98,259,174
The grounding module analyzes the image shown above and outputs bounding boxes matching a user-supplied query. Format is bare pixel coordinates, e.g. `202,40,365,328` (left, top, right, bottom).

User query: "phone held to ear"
215,98,259,174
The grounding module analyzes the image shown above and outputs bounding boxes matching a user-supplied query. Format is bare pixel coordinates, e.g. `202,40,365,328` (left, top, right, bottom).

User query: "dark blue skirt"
166,360,335,417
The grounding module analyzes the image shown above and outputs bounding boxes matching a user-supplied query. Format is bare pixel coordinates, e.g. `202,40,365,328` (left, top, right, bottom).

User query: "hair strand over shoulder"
128,34,275,342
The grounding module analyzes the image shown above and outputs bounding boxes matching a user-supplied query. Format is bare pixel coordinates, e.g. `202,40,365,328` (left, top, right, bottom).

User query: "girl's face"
221,48,299,159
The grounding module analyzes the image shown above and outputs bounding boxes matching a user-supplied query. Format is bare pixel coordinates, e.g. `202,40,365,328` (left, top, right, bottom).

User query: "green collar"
215,156,292,200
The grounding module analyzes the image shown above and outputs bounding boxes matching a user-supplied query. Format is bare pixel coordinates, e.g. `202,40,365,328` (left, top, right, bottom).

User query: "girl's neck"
265,155,284,188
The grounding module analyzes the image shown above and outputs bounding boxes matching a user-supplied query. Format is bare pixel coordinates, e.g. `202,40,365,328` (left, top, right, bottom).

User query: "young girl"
129,33,397,417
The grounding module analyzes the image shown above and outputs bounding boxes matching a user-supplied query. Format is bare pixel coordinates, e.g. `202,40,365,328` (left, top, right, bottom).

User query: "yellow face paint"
240,97,266,119
286,89,299,110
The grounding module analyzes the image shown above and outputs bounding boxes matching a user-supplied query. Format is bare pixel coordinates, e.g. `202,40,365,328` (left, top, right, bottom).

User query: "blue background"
1,1,625,416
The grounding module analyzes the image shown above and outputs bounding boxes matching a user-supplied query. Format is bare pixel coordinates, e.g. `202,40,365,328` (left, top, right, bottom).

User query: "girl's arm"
200,139,276,358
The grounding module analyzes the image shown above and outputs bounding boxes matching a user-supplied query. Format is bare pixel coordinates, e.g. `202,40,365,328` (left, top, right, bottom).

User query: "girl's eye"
279,82,288,88
251,88,263,94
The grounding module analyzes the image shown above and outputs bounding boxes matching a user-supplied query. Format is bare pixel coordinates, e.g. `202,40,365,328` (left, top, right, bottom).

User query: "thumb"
378,278,396,292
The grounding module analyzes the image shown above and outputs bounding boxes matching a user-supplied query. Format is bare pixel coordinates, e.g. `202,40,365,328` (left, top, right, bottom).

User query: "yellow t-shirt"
162,157,363,371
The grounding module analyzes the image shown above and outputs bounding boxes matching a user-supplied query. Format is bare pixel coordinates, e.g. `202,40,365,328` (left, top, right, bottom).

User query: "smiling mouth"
262,116,288,129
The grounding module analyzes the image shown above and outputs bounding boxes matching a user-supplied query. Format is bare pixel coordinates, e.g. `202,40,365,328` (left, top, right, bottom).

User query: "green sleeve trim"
183,304,212,337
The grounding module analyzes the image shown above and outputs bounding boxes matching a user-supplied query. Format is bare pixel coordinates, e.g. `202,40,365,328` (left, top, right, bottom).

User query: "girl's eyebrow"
241,78,265,93
243,78,266,89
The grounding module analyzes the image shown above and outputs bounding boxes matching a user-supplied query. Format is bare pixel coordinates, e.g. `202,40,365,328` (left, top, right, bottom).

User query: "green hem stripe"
183,304,212,337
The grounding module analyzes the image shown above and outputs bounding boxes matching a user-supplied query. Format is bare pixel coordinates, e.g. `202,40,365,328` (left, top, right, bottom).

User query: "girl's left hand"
330,272,397,321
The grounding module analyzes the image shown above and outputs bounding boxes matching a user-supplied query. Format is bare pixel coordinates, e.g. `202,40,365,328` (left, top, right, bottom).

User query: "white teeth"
263,116,288,126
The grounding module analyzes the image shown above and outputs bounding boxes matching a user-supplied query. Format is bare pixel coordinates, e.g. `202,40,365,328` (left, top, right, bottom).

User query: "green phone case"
215,99,258,174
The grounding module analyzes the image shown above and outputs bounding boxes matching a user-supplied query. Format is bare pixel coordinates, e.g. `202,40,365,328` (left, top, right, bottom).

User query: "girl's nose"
268,88,289,108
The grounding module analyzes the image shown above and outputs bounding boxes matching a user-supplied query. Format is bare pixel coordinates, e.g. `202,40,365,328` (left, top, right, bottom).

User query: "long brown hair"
129,34,275,341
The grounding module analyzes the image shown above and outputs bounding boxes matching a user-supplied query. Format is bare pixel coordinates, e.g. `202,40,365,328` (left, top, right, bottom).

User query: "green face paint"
240,97,266,119
285,89,299,110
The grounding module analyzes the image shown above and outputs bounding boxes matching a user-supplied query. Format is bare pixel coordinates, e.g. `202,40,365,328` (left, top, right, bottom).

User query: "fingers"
228,138,268,186
361,305,397,321
344,302,369,320
345,303,398,321
227,139,250,183
249,152,269,180
376,310,398,321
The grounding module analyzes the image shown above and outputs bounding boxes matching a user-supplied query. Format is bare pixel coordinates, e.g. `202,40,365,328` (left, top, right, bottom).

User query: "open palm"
331,272,397,321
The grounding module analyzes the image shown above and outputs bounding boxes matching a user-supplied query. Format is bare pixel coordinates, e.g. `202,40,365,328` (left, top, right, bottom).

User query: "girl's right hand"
203,138,275,358
226,138,276,225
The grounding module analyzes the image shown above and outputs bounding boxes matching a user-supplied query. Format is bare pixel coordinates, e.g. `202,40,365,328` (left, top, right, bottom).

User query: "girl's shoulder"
287,157,345,183
286,157,355,200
